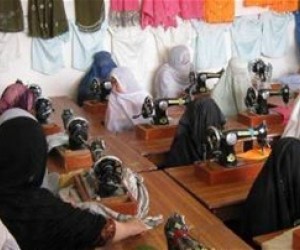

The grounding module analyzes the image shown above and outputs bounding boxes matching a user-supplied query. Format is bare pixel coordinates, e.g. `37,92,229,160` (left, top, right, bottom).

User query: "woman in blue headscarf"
77,51,117,106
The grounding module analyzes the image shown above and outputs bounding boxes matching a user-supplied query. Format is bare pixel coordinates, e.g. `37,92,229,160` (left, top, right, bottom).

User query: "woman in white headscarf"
105,67,150,133
211,57,252,117
154,45,192,98
0,219,20,250
282,95,300,138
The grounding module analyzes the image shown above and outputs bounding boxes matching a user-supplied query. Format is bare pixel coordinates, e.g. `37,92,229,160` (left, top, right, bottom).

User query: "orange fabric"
237,147,271,161
203,0,234,23
270,0,298,12
244,0,271,7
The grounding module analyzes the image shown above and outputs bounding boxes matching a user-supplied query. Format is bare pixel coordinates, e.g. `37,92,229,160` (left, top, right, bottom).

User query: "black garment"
243,137,300,239
162,97,226,168
0,115,106,250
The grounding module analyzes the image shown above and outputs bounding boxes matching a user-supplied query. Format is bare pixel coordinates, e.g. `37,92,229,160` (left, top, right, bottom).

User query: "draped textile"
0,0,24,32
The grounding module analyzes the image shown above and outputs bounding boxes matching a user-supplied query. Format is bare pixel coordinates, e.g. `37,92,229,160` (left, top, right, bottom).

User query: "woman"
211,57,252,117
282,95,300,138
77,51,117,106
243,137,300,239
154,45,192,98
0,108,148,250
162,97,226,168
105,67,150,133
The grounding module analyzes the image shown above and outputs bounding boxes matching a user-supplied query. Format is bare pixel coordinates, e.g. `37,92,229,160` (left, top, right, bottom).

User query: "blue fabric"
77,51,117,106
294,11,300,51
276,74,300,91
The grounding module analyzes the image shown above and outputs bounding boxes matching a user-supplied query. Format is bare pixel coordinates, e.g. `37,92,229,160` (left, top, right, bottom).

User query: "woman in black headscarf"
162,97,226,168
243,137,300,240
0,108,148,250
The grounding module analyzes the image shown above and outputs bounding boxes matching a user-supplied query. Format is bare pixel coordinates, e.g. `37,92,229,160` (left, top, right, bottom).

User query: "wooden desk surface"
165,165,255,221
109,171,252,250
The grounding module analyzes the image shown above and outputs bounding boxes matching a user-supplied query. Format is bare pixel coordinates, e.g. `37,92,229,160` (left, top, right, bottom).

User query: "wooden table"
165,165,256,221
108,171,252,250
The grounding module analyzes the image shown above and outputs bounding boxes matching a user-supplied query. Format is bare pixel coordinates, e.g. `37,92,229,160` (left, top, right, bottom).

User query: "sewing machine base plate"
42,123,61,136
293,228,300,249
135,123,177,140
56,146,93,172
194,160,264,185
237,111,283,127
83,100,107,116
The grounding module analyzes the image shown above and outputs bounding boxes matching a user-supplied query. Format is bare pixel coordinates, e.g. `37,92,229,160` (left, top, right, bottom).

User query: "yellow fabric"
58,169,85,188
203,0,235,23
237,147,271,161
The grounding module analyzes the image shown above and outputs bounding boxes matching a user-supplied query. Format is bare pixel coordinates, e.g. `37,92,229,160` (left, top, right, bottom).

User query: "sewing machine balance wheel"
206,126,221,152
245,87,257,109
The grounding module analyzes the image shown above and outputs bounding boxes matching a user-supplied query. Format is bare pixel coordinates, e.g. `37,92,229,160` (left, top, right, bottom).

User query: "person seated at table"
0,108,149,250
211,57,252,117
282,94,300,138
161,97,226,168
0,80,34,115
105,66,150,133
77,51,117,106
154,45,193,99
0,219,20,250
243,137,300,240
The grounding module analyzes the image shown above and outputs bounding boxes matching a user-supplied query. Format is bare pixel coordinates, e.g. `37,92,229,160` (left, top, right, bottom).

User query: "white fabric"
231,16,262,61
0,32,21,72
0,219,20,250
0,108,36,126
261,12,292,58
192,20,228,70
154,45,192,98
32,32,69,75
211,57,252,117
105,67,150,133
71,20,108,71
282,95,300,138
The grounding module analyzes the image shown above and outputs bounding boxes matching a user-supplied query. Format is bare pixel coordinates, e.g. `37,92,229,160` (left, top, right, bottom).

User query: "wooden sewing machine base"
237,111,283,127
83,100,107,116
194,160,264,185
293,228,300,249
135,123,177,140
42,123,61,136
55,146,93,172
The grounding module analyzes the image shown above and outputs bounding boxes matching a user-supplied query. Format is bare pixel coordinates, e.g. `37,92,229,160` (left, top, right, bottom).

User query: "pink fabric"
179,0,204,20
0,82,34,115
110,0,139,11
141,0,180,29
271,106,293,125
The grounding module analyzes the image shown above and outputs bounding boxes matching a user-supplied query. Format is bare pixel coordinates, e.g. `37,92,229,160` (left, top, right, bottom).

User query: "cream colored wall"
0,0,299,100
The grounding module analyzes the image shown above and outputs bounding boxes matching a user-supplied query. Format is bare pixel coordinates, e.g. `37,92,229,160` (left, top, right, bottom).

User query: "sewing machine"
194,123,269,185
28,84,42,100
185,69,224,95
238,85,290,126
249,58,272,89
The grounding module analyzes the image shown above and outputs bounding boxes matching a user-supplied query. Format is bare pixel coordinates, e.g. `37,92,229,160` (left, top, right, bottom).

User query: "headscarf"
282,95,300,138
77,51,117,106
154,45,192,98
0,219,20,250
162,97,226,168
243,137,300,239
0,108,107,250
211,57,252,117
0,81,34,115
105,67,150,133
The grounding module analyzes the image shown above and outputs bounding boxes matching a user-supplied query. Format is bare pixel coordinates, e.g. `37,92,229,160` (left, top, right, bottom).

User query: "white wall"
0,0,299,100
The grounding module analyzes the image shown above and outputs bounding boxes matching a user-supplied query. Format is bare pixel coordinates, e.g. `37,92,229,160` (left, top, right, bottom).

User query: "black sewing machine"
249,59,272,89
245,85,290,115
90,77,112,102
185,69,224,95
134,95,191,125
28,84,42,100
34,97,55,124
205,122,268,167
61,109,89,150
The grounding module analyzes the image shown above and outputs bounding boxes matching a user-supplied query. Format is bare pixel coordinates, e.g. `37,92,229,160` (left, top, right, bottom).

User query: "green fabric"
0,0,24,32
75,0,105,32
28,0,68,38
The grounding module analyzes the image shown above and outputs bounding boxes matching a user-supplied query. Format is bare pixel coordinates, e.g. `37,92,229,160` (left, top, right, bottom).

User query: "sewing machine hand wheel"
67,117,89,150
206,126,221,153
281,85,290,105
133,96,154,119
245,87,257,110
255,122,268,148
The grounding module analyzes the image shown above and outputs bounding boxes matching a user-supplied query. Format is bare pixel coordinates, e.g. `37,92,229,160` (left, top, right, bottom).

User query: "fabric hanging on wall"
243,0,271,7
31,32,69,75
109,26,150,90
28,0,68,38
179,0,204,20
269,0,298,12
231,16,262,61
192,20,228,70
151,19,194,63
141,0,180,29
295,11,300,50
0,33,21,72
0,0,24,32
71,20,108,71
109,0,140,27
261,12,292,58
203,0,235,23
74,0,105,32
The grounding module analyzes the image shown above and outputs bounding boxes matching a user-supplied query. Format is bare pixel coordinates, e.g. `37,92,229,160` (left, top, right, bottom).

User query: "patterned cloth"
0,0,24,32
